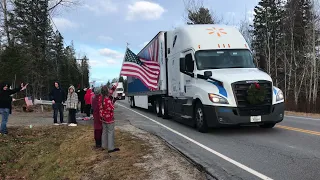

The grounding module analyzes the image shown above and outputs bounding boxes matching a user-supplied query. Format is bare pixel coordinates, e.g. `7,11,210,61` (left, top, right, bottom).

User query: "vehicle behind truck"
112,82,125,100
125,24,285,133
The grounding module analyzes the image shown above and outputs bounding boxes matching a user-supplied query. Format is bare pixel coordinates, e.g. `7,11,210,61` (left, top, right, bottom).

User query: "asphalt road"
115,99,320,180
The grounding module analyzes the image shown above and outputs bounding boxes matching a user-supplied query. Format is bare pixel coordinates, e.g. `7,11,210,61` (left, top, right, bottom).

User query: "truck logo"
206,28,227,37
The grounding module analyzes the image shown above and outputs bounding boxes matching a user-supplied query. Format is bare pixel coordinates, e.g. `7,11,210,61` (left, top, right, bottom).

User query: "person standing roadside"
84,88,93,118
66,85,78,127
49,82,66,125
92,87,102,148
0,82,28,135
99,84,119,153
76,85,85,114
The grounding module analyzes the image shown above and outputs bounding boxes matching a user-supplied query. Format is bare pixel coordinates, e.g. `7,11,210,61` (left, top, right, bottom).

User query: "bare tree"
238,14,253,49
48,0,81,16
0,0,12,46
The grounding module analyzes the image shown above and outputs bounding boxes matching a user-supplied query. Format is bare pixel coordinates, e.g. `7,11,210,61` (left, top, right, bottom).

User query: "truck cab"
112,82,125,100
127,24,285,133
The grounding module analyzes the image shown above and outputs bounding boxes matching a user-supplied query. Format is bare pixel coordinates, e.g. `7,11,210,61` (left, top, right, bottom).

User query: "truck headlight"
276,90,284,101
123,93,125,96
208,93,229,104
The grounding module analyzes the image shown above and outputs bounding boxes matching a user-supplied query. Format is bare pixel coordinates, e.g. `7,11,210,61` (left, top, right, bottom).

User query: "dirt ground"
2,108,207,180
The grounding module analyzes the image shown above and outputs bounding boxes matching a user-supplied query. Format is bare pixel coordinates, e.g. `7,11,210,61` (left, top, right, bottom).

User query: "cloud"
52,17,78,30
126,1,165,21
106,59,118,64
90,59,120,67
98,35,113,43
75,44,123,68
83,0,117,15
99,48,124,59
139,41,149,48
227,12,236,17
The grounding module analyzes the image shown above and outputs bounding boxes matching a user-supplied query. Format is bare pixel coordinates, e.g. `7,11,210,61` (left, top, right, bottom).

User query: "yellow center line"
276,125,320,136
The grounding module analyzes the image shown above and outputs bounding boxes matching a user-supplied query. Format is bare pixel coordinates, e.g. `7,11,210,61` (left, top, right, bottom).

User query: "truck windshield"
195,49,256,70
116,88,124,91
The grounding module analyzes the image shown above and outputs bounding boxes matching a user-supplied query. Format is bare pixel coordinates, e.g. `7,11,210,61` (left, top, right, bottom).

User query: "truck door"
173,50,195,116
179,50,195,98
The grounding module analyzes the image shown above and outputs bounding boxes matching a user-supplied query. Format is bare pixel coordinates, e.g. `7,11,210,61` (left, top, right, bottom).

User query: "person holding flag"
0,82,28,135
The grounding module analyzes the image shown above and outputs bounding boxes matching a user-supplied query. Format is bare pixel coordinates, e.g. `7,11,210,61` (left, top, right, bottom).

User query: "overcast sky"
52,0,259,85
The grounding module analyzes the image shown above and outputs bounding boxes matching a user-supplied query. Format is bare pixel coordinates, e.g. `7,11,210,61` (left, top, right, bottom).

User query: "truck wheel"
161,98,170,119
195,102,208,133
259,123,276,128
129,97,135,108
155,98,162,117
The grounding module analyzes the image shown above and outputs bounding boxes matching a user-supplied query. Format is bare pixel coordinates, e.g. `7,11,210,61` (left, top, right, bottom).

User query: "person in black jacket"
49,82,66,125
76,85,85,114
0,82,28,135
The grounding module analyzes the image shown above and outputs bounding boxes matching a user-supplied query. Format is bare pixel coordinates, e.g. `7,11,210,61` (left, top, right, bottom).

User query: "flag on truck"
120,48,160,90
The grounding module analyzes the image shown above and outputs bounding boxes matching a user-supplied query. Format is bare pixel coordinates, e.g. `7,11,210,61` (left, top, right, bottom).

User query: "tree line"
0,0,89,100
184,0,320,113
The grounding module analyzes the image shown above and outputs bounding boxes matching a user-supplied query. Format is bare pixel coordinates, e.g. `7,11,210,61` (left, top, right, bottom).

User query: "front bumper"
204,103,285,127
116,96,125,100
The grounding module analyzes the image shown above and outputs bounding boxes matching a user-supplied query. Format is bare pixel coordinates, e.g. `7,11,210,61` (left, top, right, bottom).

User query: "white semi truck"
126,24,285,133
112,82,125,100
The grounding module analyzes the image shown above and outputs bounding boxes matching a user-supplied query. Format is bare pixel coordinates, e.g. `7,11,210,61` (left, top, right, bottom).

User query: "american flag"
24,96,33,106
120,48,160,90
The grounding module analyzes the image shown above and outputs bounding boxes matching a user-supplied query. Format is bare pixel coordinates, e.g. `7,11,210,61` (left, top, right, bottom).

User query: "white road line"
285,115,320,121
117,103,273,180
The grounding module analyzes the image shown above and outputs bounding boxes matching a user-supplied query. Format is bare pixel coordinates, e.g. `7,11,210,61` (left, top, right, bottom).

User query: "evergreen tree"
187,7,214,24
252,0,284,75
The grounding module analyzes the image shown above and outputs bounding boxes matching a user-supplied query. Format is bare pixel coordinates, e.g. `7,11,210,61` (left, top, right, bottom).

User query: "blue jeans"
53,103,64,123
0,108,10,134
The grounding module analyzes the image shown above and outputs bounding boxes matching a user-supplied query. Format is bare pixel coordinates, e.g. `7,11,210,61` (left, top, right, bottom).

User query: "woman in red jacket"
99,84,119,153
84,88,93,118
92,87,102,148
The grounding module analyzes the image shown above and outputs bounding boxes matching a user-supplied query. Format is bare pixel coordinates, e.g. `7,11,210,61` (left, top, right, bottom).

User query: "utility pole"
75,58,85,88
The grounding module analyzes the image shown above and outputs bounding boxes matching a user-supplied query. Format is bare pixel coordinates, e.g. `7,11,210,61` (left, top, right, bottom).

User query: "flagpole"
112,43,129,102
118,42,129,81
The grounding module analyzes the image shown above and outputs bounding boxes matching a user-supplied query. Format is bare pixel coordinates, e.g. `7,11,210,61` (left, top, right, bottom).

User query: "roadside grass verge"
285,111,320,119
0,125,151,180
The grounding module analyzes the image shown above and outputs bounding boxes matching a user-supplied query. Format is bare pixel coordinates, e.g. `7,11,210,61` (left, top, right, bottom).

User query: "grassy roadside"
285,111,320,119
0,125,151,180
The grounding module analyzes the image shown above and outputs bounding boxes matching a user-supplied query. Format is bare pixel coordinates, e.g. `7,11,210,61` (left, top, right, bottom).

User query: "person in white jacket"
66,85,78,126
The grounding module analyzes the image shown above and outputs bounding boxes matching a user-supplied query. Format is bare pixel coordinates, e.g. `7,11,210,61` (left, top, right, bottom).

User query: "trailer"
126,24,285,133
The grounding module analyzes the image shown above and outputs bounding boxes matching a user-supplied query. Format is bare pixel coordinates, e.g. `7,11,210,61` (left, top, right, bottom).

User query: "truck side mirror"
204,71,212,78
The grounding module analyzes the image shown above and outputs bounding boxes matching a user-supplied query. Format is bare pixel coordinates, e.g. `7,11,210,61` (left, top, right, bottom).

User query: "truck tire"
155,98,162,117
195,102,209,133
161,98,170,119
259,123,276,128
129,97,135,108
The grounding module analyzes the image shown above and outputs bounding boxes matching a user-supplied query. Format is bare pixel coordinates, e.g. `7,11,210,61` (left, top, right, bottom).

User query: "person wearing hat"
66,85,78,126
0,82,28,135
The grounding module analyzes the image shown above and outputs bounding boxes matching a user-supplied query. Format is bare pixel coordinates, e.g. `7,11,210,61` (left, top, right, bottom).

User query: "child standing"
92,87,102,148
99,84,119,153
66,85,78,126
